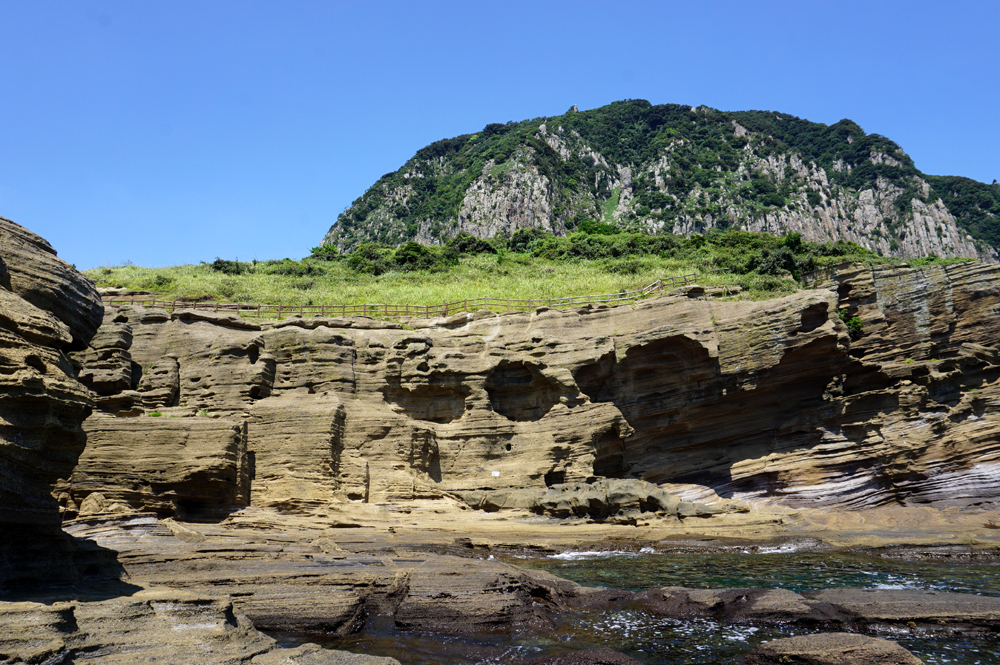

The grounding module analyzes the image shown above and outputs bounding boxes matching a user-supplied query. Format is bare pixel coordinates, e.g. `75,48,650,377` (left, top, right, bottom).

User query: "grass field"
88,254,800,307
86,230,971,310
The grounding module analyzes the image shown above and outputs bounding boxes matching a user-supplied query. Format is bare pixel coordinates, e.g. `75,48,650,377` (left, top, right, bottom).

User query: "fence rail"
102,273,698,320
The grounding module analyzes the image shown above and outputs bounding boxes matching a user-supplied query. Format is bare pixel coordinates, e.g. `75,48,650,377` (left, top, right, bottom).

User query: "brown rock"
0,216,103,349
55,413,250,520
0,217,104,589
0,588,400,665
68,261,1000,521
744,632,923,665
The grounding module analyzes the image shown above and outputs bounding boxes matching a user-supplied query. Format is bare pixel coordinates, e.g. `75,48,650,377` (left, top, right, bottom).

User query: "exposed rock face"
65,261,1000,519
0,587,400,665
0,217,104,589
67,514,1000,642
0,216,103,349
744,633,923,665
321,102,998,262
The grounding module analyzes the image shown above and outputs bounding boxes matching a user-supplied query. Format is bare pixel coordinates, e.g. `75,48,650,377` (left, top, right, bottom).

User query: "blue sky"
1,1,997,270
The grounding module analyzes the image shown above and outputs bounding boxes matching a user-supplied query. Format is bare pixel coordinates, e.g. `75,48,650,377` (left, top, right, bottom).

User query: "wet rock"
743,632,923,665
520,647,644,665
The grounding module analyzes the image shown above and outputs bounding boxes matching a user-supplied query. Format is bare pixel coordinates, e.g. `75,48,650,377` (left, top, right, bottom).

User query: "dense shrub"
577,219,621,235
309,244,340,261
347,243,394,275
262,259,326,277
508,227,548,253
209,258,251,275
447,233,497,255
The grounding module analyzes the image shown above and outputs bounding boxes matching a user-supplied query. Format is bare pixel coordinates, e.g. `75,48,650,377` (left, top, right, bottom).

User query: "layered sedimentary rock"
744,633,923,665
66,261,1000,519
0,587,401,664
66,515,1000,640
0,217,104,589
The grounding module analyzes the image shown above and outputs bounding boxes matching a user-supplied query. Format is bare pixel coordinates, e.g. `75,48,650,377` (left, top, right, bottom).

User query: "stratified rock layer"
65,261,1000,519
0,216,103,589
0,587,400,665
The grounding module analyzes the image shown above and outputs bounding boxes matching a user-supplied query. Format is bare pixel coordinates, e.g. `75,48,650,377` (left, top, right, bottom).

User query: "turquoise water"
281,550,1000,664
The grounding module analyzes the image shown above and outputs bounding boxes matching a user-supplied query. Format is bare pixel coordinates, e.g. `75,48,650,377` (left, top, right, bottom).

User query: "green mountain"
321,100,999,261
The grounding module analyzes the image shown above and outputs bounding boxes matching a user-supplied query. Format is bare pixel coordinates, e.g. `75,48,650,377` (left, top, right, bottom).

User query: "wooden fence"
102,273,698,320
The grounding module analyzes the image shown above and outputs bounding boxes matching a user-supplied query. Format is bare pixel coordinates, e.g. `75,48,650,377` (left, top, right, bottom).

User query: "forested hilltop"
321,100,1000,262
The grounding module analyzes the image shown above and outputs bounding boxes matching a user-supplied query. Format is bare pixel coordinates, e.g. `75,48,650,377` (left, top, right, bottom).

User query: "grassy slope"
87,238,969,309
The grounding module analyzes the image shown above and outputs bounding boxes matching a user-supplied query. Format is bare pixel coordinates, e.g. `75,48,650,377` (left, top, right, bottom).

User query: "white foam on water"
548,550,642,560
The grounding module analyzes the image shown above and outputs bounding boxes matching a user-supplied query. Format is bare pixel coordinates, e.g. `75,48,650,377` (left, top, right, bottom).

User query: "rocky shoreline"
3,214,1000,663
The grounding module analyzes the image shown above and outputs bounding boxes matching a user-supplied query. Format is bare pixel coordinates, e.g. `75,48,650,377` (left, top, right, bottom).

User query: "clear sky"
1,1,997,270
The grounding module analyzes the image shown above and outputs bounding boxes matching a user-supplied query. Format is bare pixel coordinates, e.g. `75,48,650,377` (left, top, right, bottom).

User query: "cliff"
321,101,1000,262
62,260,1000,520
0,216,105,590
0,218,401,664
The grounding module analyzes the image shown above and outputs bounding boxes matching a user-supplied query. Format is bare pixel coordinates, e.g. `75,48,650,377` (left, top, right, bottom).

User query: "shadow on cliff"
0,527,142,602
574,331,855,499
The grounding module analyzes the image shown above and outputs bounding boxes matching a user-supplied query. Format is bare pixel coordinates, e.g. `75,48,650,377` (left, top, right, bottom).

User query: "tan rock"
65,260,1000,521
745,632,923,665
0,217,103,589
0,587,399,665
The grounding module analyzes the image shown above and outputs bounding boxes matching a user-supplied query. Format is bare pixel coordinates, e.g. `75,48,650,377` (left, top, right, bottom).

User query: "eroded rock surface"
744,633,923,665
0,587,400,665
0,217,104,589
67,261,1000,519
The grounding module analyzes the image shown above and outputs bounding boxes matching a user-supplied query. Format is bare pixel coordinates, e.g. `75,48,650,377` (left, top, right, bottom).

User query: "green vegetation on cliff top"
89,229,969,309
323,99,1000,255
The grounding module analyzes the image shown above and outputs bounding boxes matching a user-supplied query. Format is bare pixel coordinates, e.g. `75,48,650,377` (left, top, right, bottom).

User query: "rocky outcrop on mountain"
0,217,104,590
321,101,998,262
65,260,1000,518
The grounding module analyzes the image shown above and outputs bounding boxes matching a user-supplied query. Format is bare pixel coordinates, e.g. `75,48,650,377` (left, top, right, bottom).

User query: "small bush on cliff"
839,308,864,339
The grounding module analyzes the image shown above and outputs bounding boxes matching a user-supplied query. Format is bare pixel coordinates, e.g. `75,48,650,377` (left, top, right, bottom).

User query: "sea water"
281,550,1000,664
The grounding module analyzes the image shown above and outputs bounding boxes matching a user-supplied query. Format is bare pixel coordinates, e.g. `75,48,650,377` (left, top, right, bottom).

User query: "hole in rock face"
383,384,469,423
174,498,227,522
247,344,260,364
544,470,566,487
592,424,627,478
130,361,143,390
484,361,561,422
799,302,829,333
248,386,261,399
25,356,45,373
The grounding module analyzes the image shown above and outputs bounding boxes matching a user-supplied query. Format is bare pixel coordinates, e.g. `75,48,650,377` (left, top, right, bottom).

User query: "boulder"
744,633,923,665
